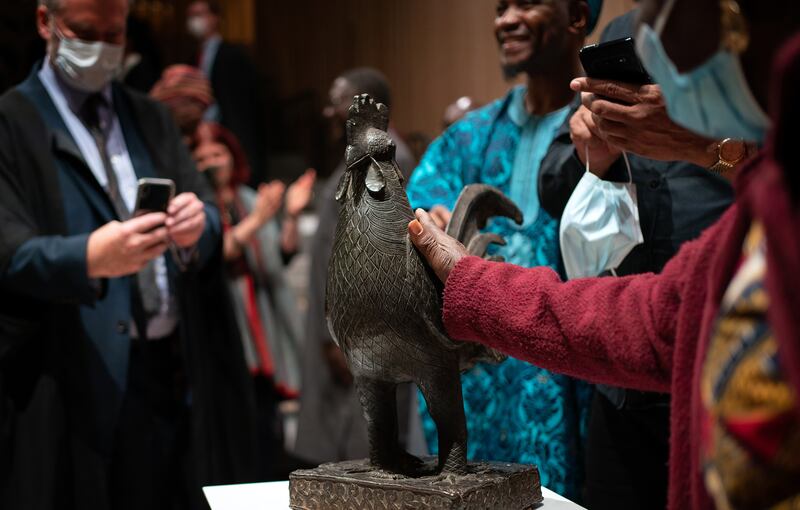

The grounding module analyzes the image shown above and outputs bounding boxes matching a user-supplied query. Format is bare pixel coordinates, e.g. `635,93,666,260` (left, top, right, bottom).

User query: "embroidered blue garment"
407,86,594,499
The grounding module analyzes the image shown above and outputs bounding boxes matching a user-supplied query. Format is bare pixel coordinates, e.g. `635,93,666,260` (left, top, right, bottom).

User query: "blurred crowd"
0,0,798,509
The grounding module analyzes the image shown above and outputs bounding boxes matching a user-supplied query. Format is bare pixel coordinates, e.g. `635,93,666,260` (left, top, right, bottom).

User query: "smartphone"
579,37,652,85
133,178,175,217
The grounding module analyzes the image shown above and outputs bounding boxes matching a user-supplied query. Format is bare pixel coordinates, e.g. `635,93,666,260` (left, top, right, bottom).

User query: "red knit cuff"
442,255,489,343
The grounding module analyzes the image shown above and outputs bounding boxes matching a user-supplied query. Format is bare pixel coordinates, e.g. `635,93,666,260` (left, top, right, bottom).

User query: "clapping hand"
285,169,317,218
253,180,286,225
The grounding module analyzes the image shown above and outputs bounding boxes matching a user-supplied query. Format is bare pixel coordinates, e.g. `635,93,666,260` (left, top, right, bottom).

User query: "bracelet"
709,138,748,174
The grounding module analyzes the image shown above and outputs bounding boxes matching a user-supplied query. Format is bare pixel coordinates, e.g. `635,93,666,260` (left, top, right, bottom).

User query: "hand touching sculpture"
428,205,452,230
408,209,469,283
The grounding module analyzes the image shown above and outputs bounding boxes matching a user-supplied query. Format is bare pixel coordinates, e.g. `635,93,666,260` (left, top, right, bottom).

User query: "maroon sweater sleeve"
442,222,717,393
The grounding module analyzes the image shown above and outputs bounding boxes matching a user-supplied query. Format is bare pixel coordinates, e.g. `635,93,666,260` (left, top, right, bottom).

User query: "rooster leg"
418,364,468,475
356,377,402,471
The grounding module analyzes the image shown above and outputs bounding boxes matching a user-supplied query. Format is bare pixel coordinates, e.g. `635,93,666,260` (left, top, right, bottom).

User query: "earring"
720,0,749,54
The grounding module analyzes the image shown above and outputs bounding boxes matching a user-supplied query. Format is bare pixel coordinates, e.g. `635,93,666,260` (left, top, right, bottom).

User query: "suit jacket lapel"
18,71,116,223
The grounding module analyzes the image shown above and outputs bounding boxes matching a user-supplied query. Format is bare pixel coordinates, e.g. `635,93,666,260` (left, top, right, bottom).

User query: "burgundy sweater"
442,38,800,510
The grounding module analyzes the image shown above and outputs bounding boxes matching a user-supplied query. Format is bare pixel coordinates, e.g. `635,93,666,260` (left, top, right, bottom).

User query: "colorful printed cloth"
406,86,593,499
702,222,800,509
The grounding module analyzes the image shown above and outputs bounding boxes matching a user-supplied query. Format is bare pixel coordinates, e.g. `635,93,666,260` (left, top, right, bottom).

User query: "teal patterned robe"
407,86,593,499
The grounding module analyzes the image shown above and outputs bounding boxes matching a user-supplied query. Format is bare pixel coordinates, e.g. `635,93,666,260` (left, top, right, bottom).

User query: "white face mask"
559,151,644,280
187,16,209,39
53,28,123,93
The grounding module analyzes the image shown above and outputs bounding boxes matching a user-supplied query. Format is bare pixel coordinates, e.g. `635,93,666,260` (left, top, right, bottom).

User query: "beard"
501,60,527,81
499,46,535,81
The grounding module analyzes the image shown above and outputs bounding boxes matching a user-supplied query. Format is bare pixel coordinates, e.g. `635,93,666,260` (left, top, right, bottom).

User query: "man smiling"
406,0,602,499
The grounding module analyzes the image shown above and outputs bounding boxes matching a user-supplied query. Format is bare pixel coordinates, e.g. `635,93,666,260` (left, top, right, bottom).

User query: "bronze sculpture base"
289,458,542,509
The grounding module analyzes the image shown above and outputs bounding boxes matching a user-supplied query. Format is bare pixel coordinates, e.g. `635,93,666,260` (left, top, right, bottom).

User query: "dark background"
0,0,635,178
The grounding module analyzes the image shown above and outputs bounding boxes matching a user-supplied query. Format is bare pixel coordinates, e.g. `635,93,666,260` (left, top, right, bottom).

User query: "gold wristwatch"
709,138,748,174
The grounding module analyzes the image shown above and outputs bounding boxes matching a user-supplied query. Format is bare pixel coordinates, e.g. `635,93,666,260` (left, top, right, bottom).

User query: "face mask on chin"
635,0,770,143
52,27,123,93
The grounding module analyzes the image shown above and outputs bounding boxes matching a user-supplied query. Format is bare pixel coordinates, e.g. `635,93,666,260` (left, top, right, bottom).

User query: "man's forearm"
1,234,99,305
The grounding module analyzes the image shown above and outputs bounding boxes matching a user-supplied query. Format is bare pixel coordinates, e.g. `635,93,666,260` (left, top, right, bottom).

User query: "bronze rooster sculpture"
326,94,522,476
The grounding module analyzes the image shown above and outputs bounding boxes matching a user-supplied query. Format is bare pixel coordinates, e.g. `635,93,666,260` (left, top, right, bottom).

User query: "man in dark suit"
186,0,267,186
0,1,256,509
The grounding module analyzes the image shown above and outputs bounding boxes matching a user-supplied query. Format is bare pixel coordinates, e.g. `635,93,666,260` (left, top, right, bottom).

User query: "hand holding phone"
165,192,206,249
87,213,169,278
570,75,718,167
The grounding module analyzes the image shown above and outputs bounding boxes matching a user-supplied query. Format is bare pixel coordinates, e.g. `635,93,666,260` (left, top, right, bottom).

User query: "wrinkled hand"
323,342,353,387
569,105,622,176
429,205,452,230
408,209,469,283
166,192,206,248
253,180,286,224
87,212,169,278
571,78,716,167
285,169,316,217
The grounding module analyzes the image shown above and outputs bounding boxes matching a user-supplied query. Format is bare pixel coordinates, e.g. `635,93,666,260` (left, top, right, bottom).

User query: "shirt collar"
507,85,530,127
507,85,581,127
203,34,223,55
40,60,113,116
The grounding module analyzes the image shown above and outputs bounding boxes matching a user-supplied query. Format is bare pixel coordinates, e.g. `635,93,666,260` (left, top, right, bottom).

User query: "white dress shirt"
39,62,178,340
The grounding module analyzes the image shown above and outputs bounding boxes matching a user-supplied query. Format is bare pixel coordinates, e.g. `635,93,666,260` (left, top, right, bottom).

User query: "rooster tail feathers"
446,185,523,258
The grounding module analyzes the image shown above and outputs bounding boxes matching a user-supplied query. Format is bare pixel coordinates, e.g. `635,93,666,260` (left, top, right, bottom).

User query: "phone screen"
134,178,175,216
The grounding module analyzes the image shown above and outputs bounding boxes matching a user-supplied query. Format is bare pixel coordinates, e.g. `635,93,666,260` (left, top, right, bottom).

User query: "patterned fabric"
702,222,800,510
406,86,593,499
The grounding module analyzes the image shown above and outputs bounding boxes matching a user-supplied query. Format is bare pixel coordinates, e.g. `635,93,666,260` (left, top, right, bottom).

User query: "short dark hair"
204,0,222,16
339,67,392,108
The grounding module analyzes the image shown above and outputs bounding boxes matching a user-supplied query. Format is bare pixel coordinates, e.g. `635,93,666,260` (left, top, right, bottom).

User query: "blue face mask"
635,0,770,143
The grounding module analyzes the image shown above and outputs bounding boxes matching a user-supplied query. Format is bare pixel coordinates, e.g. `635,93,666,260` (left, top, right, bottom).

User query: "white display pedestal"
204,480,587,509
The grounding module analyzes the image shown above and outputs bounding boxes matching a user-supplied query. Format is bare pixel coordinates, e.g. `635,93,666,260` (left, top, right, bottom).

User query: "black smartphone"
579,37,652,85
133,178,175,217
